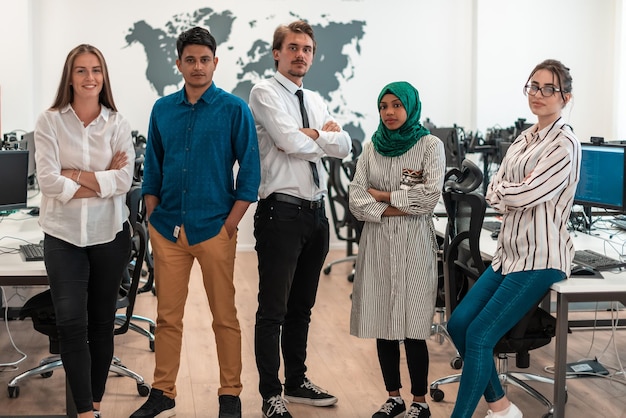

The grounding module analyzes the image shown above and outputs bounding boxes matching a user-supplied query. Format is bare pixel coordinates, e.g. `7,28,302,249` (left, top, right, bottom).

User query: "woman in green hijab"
349,81,446,418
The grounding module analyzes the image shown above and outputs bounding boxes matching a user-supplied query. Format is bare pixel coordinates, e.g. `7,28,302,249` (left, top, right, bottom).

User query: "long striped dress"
349,135,446,340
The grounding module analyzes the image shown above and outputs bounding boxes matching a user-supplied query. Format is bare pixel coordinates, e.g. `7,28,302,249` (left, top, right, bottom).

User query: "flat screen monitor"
430,127,465,169
0,150,29,211
574,143,626,212
22,131,36,178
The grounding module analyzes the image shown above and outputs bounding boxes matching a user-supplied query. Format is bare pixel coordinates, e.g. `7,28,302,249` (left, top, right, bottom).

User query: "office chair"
430,160,484,368
117,186,156,350
322,138,363,282
428,159,561,418
129,131,156,295
7,196,152,399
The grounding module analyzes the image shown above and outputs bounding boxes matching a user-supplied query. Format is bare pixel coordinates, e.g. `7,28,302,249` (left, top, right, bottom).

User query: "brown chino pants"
148,223,242,399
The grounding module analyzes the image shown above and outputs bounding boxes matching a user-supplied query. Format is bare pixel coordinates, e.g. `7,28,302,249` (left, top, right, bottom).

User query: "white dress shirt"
35,105,135,247
249,72,352,201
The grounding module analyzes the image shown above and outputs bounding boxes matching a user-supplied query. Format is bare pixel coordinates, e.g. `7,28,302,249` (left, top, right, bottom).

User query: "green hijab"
371,81,430,157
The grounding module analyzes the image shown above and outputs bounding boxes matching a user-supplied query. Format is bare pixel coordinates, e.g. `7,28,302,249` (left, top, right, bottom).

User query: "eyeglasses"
524,84,561,97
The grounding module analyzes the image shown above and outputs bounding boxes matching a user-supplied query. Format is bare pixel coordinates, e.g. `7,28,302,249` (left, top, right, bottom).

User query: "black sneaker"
129,388,175,418
219,395,242,418
284,377,337,407
372,398,406,418
405,402,431,418
262,395,292,417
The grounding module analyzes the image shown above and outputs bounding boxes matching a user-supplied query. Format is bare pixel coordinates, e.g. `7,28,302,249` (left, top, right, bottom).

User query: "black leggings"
44,223,130,413
376,338,429,397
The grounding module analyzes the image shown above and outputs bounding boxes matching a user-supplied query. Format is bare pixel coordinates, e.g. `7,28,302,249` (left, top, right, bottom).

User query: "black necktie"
295,89,320,187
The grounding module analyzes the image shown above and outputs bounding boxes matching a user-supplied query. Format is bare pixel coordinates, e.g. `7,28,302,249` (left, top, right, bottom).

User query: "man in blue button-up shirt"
131,27,260,418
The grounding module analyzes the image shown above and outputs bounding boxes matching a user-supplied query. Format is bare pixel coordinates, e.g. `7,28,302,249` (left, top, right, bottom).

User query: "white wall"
0,0,623,250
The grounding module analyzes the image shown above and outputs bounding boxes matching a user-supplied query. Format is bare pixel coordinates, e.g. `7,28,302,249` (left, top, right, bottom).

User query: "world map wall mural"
125,7,367,141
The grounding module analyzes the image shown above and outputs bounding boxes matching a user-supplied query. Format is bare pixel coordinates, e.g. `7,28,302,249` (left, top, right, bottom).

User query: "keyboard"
20,243,44,262
482,220,502,232
573,249,626,271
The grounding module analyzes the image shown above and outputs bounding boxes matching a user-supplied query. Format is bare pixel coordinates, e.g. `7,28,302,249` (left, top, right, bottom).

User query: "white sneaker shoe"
485,402,522,418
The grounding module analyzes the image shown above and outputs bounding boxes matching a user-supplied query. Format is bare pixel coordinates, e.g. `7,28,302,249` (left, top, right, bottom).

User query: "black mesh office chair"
429,159,561,417
7,191,151,399
322,139,363,282
430,160,485,368
117,186,156,350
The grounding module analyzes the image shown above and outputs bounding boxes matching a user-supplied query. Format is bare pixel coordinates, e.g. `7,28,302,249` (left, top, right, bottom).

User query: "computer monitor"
21,131,36,178
0,150,29,212
574,143,626,212
430,127,465,169
498,141,512,163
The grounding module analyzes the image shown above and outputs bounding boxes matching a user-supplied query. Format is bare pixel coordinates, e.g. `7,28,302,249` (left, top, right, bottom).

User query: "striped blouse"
486,117,581,276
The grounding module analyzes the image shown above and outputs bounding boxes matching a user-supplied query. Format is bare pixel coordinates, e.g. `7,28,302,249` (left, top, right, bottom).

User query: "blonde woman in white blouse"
35,44,134,418
447,60,580,418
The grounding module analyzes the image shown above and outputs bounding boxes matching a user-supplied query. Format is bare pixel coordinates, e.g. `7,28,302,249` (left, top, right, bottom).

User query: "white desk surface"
0,198,47,283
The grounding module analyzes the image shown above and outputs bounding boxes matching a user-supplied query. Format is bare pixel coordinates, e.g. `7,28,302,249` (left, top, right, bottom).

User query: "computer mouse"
28,207,40,216
490,230,499,239
570,265,603,278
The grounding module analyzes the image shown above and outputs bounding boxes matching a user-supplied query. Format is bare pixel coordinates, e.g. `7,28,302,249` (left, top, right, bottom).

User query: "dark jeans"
44,222,130,413
377,338,429,397
447,266,565,418
254,199,329,399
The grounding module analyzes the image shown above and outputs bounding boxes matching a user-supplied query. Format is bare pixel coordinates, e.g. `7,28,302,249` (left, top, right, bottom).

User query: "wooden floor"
2,250,626,417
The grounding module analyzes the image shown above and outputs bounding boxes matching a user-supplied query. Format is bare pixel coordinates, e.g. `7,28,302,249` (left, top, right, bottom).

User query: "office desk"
0,211,46,285
432,215,626,418
0,208,76,418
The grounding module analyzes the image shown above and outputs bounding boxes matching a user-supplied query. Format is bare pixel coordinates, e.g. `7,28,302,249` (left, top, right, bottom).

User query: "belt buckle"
310,198,322,209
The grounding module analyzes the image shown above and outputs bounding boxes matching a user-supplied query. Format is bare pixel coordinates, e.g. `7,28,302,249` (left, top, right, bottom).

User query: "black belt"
266,192,324,209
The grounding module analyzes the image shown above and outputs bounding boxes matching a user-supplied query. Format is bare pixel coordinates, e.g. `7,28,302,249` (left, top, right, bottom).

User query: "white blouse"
35,105,135,247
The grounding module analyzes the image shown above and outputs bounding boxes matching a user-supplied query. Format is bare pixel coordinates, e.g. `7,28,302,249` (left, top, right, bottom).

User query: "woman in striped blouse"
349,81,446,418
447,60,581,418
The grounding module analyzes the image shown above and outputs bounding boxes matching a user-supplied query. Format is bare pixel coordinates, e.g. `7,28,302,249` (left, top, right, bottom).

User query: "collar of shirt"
530,116,564,144
274,71,302,95
174,82,217,106
60,103,110,125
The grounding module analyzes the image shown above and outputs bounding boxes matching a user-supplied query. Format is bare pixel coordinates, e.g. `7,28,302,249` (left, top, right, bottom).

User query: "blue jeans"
447,266,565,418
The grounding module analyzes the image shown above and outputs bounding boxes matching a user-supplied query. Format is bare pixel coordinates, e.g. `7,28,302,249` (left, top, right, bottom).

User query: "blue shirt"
142,83,261,245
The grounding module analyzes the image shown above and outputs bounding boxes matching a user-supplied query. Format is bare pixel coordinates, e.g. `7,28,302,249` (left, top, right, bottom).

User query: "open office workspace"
2,1,626,417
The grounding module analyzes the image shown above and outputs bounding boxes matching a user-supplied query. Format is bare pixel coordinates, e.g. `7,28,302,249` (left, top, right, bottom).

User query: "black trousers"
44,223,130,413
377,338,429,397
254,199,329,399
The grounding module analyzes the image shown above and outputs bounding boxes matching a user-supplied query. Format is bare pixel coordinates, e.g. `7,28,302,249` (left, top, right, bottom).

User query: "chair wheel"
8,386,19,398
323,266,331,274
430,387,444,402
348,273,354,282
149,340,155,352
41,371,53,378
137,383,151,397
451,356,463,370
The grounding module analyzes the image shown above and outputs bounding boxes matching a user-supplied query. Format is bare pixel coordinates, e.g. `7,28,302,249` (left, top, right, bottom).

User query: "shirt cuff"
59,179,80,204
95,171,113,198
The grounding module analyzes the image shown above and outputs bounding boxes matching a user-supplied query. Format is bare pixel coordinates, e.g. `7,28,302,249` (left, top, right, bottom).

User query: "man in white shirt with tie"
248,19,352,418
